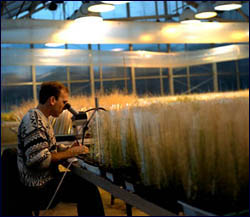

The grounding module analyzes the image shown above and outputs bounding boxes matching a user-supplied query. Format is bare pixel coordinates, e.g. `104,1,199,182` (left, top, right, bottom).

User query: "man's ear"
49,96,56,106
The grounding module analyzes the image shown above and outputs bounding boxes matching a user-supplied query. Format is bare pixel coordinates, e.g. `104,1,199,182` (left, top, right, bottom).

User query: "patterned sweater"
17,108,59,187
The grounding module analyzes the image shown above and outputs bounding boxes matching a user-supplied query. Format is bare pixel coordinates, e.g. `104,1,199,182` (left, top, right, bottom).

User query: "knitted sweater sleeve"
19,109,56,170
24,128,52,169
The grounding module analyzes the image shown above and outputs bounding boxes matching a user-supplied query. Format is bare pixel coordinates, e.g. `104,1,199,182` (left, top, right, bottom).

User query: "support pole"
127,3,136,95
169,68,174,95
212,63,218,92
89,44,95,97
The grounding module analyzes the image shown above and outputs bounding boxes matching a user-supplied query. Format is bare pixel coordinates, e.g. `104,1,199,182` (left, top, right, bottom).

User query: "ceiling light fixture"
67,3,104,23
195,2,217,19
214,1,242,11
75,12,103,24
48,2,58,11
87,1,115,13
179,7,201,24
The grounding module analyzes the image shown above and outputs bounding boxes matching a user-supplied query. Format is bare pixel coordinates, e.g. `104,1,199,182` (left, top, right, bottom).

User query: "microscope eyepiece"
64,103,78,116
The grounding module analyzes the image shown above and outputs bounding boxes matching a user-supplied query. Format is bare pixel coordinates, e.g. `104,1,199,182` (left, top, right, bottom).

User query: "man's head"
39,81,69,117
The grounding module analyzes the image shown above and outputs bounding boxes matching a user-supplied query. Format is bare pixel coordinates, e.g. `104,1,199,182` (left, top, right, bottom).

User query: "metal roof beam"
104,14,179,21
19,2,50,19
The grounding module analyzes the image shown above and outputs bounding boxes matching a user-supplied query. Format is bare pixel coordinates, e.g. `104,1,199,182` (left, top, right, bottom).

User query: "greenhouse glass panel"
136,78,161,96
130,1,156,17
71,82,91,96
170,44,185,52
238,59,249,89
32,1,82,20
36,66,67,82
100,44,129,51
190,75,214,93
173,67,187,76
174,77,188,94
156,1,165,15
218,74,237,91
240,75,249,89
238,59,249,74
190,64,212,74
1,66,32,83
102,67,127,78
133,44,159,52
103,80,126,94
217,61,236,74
94,66,100,79
94,82,101,94
162,68,168,76
70,66,90,81
67,44,88,50
135,68,161,77
185,44,213,51
1,85,33,112
163,78,169,94
1,44,30,48
34,44,66,49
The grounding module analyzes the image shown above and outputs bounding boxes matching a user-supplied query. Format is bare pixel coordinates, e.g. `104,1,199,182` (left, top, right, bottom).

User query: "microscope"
63,102,106,145
63,103,88,142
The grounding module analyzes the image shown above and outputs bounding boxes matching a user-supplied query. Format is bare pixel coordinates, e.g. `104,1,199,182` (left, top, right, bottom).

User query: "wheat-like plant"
7,90,249,211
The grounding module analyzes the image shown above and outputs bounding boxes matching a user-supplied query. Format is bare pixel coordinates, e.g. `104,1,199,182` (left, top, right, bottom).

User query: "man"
17,81,105,216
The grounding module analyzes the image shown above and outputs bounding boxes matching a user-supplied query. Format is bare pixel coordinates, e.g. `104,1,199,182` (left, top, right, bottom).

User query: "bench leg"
33,210,40,216
126,203,132,216
111,194,115,205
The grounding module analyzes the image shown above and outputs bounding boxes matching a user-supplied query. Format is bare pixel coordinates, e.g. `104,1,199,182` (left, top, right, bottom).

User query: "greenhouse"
1,1,249,216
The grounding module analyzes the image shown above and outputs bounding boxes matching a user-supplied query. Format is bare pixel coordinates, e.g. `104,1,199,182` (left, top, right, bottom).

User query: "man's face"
51,89,69,117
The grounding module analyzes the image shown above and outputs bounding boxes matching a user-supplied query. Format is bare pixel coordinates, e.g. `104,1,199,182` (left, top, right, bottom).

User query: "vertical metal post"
164,1,174,95
163,1,168,20
155,1,161,51
235,60,241,90
155,1,164,95
185,44,191,94
29,11,37,104
66,66,71,95
90,64,95,97
127,2,136,95
95,97,101,162
169,68,174,95
100,65,104,94
163,1,170,52
31,65,37,103
212,63,218,92
129,44,136,95
89,44,95,97
30,43,37,103
63,2,71,95
97,44,104,94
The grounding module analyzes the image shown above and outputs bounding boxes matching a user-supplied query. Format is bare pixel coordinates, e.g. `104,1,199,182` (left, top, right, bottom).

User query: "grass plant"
6,90,249,213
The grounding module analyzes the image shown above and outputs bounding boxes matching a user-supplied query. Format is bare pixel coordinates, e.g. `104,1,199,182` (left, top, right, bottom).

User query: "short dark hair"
39,81,69,104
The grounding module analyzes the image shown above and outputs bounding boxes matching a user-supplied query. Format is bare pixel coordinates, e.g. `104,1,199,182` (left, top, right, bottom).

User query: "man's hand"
51,145,89,162
70,145,89,156
71,140,80,147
